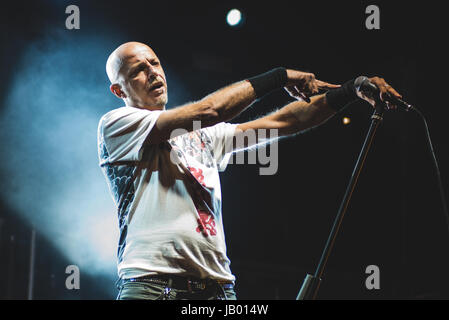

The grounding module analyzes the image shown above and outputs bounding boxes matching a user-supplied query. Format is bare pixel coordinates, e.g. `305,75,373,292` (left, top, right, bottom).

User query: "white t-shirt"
97,106,237,282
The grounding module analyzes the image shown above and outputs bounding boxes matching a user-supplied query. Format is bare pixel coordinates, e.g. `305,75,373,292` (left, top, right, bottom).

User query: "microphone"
354,76,414,111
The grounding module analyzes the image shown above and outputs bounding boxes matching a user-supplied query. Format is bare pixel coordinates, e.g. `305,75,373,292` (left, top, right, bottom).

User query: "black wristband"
325,78,358,112
247,67,288,99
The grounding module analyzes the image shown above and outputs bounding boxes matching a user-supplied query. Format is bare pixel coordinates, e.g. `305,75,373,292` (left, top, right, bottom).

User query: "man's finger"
285,85,307,102
305,82,315,95
296,85,311,102
284,86,299,98
299,92,311,103
387,86,402,99
315,79,341,89
311,81,319,94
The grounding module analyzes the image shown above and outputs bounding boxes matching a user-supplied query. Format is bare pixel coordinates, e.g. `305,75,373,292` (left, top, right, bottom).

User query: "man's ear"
110,84,126,99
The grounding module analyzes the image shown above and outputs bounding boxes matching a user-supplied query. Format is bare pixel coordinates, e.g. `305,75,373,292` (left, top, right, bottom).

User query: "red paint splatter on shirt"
196,210,217,237
187,166,206,187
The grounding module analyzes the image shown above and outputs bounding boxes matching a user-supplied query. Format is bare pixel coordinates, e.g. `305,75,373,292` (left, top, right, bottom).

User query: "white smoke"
0,31,122,282
0,29,189,298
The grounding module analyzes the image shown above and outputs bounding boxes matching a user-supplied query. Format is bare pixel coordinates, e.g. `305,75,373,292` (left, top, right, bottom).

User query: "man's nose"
146,63,159,77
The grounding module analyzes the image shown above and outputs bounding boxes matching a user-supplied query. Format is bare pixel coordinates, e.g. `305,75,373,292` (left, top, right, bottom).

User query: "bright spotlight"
226,9,242,27
342,117,351,125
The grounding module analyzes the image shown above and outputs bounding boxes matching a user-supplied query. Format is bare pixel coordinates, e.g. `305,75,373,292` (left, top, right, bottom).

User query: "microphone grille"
354,76,369,91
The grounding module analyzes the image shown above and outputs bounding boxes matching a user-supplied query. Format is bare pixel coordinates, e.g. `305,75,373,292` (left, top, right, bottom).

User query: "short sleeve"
202,122,237,172
98,107,163,164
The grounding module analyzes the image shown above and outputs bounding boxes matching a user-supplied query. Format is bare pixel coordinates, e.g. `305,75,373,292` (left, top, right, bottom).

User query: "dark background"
1,0,448,299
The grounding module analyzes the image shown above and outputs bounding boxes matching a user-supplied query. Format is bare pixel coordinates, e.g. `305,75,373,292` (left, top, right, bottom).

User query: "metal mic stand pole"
296,101,386,300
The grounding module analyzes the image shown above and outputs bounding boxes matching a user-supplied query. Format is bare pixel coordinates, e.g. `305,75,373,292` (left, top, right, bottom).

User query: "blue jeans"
116,278,237,300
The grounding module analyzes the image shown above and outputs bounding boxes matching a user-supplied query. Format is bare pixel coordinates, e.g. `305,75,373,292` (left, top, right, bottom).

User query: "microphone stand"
296,101,386,300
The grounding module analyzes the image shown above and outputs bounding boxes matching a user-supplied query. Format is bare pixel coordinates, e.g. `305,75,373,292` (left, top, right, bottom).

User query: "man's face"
117,45,168,109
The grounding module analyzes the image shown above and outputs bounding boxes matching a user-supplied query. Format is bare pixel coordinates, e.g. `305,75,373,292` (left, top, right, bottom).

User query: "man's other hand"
357,76,403,109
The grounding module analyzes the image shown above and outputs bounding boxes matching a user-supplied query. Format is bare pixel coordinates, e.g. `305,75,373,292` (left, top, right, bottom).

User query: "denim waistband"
116,274,234,291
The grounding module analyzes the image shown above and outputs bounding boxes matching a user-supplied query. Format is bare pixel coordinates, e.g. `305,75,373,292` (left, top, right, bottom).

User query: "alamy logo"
65,5,80,30
65,265,80,290
229,128,278,176
365,5,380,30
169,121,279,176
365,265,380,290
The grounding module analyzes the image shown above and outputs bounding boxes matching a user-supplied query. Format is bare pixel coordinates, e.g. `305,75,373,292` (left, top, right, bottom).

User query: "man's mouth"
148,81,164,92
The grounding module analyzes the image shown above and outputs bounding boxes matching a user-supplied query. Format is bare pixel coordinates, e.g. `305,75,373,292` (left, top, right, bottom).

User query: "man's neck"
126,103,165,111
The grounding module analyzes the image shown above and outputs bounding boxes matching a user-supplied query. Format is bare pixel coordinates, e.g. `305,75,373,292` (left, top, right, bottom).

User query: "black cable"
411,106,449,236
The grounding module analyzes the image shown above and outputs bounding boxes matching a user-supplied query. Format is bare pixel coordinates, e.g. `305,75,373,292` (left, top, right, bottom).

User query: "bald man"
97,42,401,300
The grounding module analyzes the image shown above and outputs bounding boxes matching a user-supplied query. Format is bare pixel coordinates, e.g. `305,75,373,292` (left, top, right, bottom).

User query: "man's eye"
132,68,143,77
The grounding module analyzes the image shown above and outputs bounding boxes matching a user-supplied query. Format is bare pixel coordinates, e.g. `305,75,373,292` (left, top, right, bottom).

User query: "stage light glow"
343,117,351,125
0,31,190,299
226,9,242,26
0,35,119,283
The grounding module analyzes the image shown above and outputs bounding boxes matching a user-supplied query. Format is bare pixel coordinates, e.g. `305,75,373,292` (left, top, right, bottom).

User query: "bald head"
106,42,168,109
106,41,154,84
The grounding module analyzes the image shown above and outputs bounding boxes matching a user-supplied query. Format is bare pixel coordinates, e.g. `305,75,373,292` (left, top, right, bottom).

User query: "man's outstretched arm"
146,68,337,144
236,93,333,139
234,76,402,148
